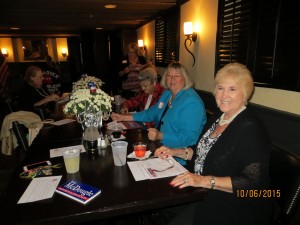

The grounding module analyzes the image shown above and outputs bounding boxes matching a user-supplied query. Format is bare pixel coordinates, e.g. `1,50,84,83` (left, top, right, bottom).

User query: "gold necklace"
35,87,49,97
218,106,246,126
168,95,175,108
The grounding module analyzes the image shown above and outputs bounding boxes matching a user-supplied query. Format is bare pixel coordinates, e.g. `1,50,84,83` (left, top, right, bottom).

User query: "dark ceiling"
0,0,182,36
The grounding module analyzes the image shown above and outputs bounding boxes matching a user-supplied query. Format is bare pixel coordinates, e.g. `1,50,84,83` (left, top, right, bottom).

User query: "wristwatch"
210,176,215,189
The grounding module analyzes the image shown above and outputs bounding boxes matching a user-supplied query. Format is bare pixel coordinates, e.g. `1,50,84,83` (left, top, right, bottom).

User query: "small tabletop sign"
55,180,101,204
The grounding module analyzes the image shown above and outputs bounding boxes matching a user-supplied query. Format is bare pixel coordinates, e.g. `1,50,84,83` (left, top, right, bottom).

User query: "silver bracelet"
183,147,189,160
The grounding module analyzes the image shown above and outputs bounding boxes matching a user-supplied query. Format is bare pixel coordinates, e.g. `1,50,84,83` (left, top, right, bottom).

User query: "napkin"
127,150,152,160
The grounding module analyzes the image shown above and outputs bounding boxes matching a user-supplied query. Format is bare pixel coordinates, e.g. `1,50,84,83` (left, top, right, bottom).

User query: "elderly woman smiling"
111,62,207,166
155,62,273,225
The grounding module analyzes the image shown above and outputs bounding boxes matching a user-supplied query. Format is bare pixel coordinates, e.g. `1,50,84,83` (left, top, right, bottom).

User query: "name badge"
122,60,127,64
158,102,164,109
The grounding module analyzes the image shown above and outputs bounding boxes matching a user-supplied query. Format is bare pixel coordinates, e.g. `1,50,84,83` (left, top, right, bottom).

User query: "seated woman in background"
20,66,60,118
155,62,273,225
112,62,207,166
120,67,165,127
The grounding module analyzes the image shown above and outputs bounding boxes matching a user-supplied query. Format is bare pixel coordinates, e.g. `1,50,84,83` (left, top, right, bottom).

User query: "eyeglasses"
166,74,183,80
140,82,152,89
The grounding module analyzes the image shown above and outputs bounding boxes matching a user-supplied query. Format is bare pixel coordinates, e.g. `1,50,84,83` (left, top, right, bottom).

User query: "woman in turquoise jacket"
111,62,207,165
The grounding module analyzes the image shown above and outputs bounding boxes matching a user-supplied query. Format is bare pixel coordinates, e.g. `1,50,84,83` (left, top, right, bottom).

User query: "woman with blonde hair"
155,62,273,225
112,62,207,166
118,43,151,99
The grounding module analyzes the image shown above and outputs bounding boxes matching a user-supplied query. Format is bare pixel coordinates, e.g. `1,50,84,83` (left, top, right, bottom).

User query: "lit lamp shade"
1,48,8,56
184,22,193,35
61,48,67,57
138,39,144,47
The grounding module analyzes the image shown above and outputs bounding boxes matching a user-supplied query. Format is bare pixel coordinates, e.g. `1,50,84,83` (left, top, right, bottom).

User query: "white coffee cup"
63,149,80,173
111,141,128,166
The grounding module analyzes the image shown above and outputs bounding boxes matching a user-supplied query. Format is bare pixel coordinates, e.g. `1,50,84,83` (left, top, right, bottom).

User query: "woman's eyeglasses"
166,74,183,80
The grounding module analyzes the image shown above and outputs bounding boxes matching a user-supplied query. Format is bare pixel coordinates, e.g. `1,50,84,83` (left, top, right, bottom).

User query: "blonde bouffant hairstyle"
214,62,254,104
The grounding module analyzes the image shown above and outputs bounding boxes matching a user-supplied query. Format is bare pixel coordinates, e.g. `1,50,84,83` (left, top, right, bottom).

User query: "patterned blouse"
194,121,221,175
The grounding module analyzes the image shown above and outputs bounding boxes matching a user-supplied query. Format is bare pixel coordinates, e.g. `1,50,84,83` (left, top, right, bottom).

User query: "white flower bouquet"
72,75,104,92
63,88,112,116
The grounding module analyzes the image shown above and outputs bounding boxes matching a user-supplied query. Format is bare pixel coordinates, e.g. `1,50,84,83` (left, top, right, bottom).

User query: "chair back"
4,96,21,113
12,121,29,152
270,145,300,224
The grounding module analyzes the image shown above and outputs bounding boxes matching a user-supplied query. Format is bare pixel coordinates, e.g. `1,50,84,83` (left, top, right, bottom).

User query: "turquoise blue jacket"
133,88,207,149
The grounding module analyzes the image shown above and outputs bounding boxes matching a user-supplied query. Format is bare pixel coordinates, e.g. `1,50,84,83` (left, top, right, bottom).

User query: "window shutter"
216,0,300,91
216,0,253,69
155,7,179,67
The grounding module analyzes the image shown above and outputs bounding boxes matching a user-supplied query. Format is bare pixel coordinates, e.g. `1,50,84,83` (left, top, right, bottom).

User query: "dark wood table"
1,121,207,225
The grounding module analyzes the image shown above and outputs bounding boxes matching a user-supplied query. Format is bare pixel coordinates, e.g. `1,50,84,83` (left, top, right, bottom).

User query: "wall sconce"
184,22,198,67
1,48,8,57
138,39,147,57
61,48,67,57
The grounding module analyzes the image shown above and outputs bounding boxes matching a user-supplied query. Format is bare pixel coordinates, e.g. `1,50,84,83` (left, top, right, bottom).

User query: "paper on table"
18,176,62,204
50,145,86,158
127,157,187,181
49,119,75,126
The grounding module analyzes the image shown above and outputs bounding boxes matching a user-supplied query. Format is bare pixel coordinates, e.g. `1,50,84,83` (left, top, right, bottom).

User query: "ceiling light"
105,4,117,9
96,27,103,30
10,27,20,30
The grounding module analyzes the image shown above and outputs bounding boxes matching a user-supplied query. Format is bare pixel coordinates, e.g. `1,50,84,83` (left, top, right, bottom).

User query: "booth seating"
195,89,300,225
270,145,300,225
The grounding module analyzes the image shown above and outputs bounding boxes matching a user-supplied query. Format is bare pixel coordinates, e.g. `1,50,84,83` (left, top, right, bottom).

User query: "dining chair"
270,145,300,225
12,121,29,159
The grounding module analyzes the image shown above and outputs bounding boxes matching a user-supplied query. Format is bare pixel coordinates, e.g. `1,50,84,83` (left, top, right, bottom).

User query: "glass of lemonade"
63,149,80,173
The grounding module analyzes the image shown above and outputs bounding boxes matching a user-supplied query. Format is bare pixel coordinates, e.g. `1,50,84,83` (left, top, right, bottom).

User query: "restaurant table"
0,121,207,225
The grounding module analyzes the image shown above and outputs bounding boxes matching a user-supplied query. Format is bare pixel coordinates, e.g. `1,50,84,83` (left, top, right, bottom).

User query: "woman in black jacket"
155,62,273,225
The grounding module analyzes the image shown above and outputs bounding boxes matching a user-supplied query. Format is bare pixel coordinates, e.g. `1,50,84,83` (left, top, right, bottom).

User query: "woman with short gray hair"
120,67,165,128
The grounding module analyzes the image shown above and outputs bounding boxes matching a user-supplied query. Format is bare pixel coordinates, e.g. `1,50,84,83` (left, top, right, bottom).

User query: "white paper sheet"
50,145,86,158
18,176,62,204
49,119,75,126
127,157,187,181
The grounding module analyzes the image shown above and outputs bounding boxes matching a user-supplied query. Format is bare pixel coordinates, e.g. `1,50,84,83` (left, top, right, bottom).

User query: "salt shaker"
100,136,107,149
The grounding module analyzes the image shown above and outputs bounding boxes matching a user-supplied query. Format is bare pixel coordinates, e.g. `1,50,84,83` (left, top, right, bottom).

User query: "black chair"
11,121,29,153
270,145,300,225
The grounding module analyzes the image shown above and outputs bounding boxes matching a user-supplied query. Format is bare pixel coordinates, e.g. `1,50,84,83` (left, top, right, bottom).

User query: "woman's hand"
48,94,60,102
119,67,130,77
111,112,122,121
34,93,60,107
120,107,129,114
111,112,133,121
170,172,208,189
123,66,130,74
154,146,173,159
147,128,162,141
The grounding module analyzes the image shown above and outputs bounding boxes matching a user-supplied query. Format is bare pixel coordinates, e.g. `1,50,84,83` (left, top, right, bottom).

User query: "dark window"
216,0,300,92
155,7,179,67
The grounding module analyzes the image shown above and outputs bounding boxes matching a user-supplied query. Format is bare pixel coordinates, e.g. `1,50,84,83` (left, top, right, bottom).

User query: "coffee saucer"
127,151,152,160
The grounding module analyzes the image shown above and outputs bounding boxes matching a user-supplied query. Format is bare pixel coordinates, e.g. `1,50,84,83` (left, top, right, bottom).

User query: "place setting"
127,142,153,160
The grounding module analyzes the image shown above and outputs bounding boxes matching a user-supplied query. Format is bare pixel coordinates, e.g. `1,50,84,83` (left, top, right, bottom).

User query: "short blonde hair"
160,62,194,90
214,62,254,104
24,66,43,84
127,43,139,55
